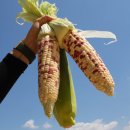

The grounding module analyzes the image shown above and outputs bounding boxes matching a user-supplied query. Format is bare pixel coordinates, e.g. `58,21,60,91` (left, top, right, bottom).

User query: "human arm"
0,16,54,103
0,54,28,103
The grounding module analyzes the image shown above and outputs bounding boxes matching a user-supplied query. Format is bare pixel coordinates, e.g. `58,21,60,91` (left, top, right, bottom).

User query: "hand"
23,15,55,53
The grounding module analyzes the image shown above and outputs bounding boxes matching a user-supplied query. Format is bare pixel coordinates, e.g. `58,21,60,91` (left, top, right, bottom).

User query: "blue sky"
0,0,130,130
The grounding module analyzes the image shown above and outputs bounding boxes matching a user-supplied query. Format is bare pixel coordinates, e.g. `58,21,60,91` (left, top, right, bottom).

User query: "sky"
0,0,130,130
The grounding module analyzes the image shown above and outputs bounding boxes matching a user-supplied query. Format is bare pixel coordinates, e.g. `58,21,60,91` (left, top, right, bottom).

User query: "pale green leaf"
18,0,32,13
49,18,75,48
26,0,42,16
16,12,39,24
18,0,42,17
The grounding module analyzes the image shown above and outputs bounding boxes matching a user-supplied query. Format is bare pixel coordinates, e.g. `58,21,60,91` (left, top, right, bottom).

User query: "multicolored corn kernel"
38,35,60,117
63,31,114,96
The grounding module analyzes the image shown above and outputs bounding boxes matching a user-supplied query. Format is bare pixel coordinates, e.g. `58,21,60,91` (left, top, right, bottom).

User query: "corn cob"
54,49,77,128
38,35,60,117
63,30,114,96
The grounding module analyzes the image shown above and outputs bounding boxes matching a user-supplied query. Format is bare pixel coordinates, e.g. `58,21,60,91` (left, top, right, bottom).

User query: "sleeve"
0,53,28,103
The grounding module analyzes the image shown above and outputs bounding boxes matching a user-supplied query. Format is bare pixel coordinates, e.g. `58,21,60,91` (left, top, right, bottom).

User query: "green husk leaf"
26,0,42,16
54,49,76,128
16,12,39,23
18,0,32,13
31,0,39,5
17,0,76,47
49,18,76,48
18,0,57,18
18,0,42,17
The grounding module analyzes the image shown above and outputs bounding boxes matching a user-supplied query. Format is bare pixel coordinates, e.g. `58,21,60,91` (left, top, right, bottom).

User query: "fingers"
36,15,55,26
25,16,54,40
23,15,55,51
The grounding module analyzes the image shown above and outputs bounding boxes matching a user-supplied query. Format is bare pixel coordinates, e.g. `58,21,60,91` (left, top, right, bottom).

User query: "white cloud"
66,119,118,130
43,122,52,129
123,121,130,130
23,119,39,129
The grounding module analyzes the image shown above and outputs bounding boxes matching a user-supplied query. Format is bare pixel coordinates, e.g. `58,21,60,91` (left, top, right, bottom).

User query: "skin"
11,16,54,64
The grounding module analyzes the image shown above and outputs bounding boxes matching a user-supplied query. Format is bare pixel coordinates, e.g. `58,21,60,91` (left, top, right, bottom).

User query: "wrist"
11,49,30,65
13,41,36,64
